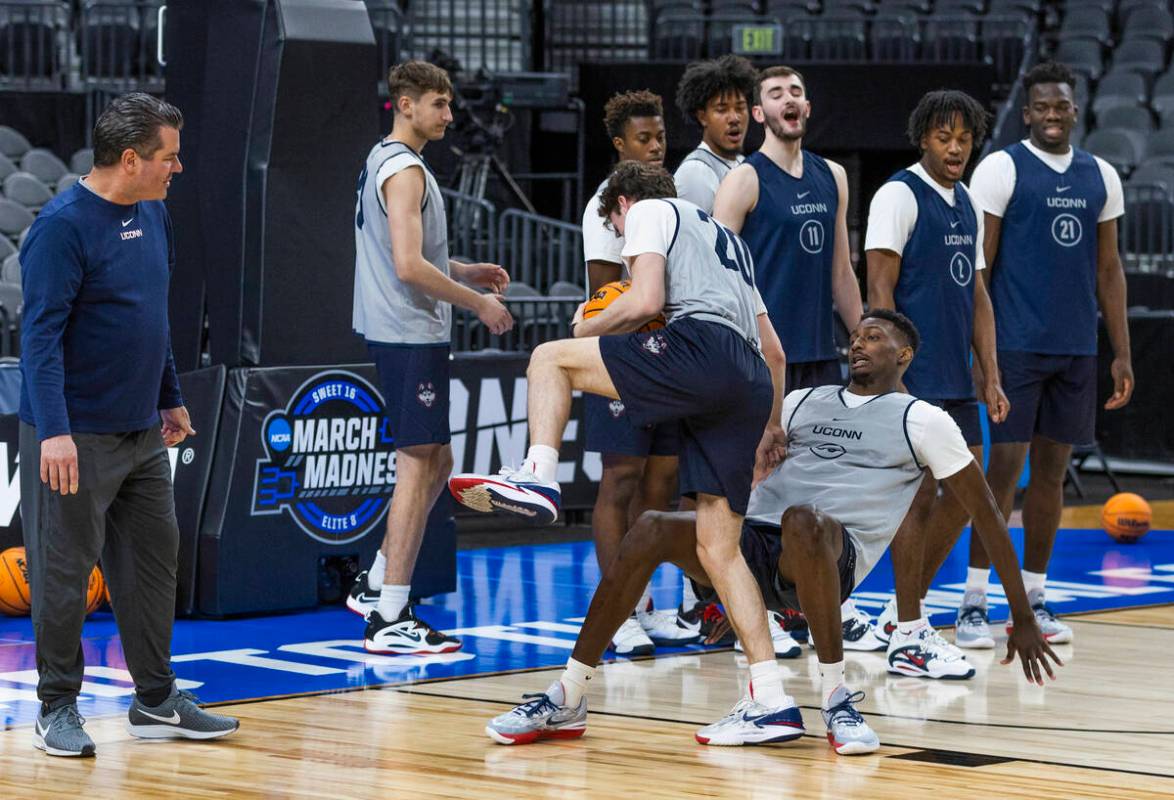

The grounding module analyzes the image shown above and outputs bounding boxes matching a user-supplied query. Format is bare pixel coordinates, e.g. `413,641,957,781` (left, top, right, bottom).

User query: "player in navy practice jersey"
579,91,698,656
452,161,803,747
960,62,1133,646
865,90,1007,675
715,65,875,653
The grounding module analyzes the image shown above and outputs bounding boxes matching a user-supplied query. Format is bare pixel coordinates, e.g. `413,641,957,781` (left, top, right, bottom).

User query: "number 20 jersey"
633,197,764,351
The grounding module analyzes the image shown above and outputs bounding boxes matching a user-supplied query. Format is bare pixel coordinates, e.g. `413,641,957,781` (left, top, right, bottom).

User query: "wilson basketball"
0,546,31,615
583,280,630,318
1101,493,1152,543
86,567,106,614
582,279,666,331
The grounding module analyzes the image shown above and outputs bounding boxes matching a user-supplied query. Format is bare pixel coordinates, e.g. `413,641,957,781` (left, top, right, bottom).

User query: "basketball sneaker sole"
449,476,559,525
485,724,586,745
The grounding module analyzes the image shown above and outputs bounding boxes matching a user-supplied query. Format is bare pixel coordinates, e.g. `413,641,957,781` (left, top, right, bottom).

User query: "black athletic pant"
20,423,180,709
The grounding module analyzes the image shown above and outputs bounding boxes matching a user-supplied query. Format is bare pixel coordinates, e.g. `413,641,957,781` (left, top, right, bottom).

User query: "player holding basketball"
865,90,1007,675
581,91,697,655
672,55,757,214
481,311,1061,752
957,61,1132,645
348,61,513,654
714,65,875,652
451,161,797,744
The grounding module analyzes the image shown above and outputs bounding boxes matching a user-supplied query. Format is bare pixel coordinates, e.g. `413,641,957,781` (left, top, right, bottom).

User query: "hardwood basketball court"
1,503,1173,798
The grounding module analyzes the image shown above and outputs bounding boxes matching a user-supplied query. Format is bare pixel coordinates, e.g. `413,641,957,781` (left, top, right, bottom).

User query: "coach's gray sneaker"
34,703,95,757
127,688,240,740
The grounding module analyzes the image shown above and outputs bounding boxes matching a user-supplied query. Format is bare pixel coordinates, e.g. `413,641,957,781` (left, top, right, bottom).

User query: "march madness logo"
252,371,395,545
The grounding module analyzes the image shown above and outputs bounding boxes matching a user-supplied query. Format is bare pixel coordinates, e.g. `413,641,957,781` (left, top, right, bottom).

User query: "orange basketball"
0,546,31,615
1101,492,1152,543
582,279,666,331
85,567,106,615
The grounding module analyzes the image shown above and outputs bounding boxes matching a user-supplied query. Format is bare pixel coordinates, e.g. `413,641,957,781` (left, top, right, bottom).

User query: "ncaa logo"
1052,214,1082,247
949,252,973,287
252,370,396,545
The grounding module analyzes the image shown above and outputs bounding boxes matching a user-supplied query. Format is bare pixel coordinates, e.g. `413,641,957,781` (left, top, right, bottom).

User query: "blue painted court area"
1,525,1172,728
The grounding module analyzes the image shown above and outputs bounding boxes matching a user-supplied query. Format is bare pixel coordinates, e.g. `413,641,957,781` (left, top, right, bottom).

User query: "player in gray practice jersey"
478,309,1062,756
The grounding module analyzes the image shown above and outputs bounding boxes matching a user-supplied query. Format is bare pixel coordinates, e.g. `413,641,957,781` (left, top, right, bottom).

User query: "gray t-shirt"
352,139,450,344
746,385,972,584
620,197,762,351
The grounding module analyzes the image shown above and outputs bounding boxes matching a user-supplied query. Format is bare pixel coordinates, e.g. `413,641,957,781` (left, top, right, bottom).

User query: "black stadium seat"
922,17,979,63
1091,71,1148,117
1084,128,1141,175
1111,39,1167,79
1055,38,1104,81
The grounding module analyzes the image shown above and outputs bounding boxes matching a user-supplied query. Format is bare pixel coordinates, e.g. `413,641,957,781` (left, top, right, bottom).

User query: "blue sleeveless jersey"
739,150,838,363
991,143,1107,355
891,170,979,400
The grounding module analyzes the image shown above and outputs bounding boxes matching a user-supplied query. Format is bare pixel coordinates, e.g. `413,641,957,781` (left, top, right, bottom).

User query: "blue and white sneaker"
812,601,887,652
486,682,587,745
449,466,561,525
1006,588,1073,644
955,592,995,649
887,625,974,680
694,696,806,746
822,686,880,755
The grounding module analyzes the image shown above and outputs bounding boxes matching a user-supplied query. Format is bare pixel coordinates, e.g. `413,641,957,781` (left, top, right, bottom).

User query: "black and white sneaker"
127,688,239,740
346,569,380,617
364,606,462,655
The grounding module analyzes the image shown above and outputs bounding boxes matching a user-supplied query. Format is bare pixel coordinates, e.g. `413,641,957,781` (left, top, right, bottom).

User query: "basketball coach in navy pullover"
18,93,237,757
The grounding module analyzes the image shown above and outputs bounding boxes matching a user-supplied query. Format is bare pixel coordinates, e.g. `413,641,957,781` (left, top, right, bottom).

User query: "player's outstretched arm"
385,168,513,335
942,461,1064,685
712,163,758,234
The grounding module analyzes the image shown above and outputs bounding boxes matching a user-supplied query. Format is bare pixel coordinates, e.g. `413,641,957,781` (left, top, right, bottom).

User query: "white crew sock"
1022,570,1046,597
897,617,929,637
559,657,597,707
377,584,410,621
748,660,790,707
819,660,846,709
521,445,559,483
368,551,386,591
965,566,989,598
634,584,653,615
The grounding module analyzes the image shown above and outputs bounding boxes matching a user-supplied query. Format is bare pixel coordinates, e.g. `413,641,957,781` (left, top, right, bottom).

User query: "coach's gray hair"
92,92,184,168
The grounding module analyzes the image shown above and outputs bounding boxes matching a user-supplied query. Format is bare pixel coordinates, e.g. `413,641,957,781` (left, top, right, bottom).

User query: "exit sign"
732,23,783,55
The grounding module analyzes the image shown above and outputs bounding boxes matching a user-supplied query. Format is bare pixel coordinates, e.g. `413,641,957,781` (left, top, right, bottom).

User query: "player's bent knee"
780,505,830,552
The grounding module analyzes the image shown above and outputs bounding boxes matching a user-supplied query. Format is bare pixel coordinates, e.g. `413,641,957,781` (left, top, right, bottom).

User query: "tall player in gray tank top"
453,161,805,747
671,55,757,213
473,310,1063,755
347,61,514,656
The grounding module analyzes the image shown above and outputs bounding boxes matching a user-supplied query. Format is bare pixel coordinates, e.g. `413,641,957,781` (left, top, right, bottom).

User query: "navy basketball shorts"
367,341,451,448
741,520,857,612
583,394,680,458
597,318,772,515
990,350,1097,446
786,357,844,392
920,397,983,448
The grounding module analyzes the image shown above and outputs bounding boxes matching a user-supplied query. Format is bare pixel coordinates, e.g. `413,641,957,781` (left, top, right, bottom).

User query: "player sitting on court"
482,310,1062,754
